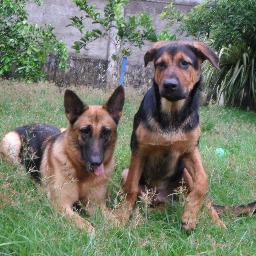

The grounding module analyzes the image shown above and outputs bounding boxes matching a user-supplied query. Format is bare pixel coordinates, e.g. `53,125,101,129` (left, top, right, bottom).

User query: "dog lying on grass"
0,86,124,234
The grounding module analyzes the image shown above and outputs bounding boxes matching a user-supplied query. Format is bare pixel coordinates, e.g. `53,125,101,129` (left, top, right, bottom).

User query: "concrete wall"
28,0,109,60
27,0,200,87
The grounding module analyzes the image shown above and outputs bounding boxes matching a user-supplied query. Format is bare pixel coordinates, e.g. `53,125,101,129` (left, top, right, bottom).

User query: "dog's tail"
213,201,256,216
0,131,21,165
205,200,255,229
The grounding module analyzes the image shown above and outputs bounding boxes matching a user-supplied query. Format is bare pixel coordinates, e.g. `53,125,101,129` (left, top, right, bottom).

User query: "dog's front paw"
85,223,95,237
77,219,95,236
114,205,131,226
181,212,197,231
102,209,120,227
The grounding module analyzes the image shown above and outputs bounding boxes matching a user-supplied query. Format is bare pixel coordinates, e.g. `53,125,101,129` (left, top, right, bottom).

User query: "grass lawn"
0,79,255,255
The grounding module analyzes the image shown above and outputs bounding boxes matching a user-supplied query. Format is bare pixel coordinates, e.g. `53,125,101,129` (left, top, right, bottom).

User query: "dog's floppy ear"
64,90,88,124
104,86,125,124
144,41,170,67
144,48,157,67
185,41,219,69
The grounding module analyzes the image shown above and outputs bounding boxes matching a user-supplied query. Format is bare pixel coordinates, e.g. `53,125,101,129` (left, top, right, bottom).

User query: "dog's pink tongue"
94,164,104,176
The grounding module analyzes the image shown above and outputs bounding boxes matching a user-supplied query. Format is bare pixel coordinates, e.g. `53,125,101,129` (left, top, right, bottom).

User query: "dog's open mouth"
89,163,105,176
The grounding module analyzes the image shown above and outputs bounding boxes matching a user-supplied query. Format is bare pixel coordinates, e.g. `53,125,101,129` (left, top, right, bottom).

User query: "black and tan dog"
0,86,124,234
115,40,255,230
0,124,63,182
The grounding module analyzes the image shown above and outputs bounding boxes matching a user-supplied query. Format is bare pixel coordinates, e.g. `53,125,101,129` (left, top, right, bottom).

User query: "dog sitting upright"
0,86,124,234
115,40,221,231
116,40,255,230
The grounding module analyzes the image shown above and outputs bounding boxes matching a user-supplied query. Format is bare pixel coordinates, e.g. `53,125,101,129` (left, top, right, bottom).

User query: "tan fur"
0,131,21,165
136,123,200,149
154,51,201,97
116,40,223,230
40,106,119,234
160,98,186,113
1,87,124,234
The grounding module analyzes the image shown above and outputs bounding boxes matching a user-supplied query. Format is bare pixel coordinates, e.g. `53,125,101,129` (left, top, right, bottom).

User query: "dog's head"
144,40,219,102
64,86,125,176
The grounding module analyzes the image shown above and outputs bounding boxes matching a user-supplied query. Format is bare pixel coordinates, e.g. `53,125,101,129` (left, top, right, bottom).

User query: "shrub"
161,0,256,110
69,0,175,86
70,0,175,59
0,0,68,81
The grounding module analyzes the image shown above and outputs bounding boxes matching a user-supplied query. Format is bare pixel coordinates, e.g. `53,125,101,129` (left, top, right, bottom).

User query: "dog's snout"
89,154,102,167
163,78,179,90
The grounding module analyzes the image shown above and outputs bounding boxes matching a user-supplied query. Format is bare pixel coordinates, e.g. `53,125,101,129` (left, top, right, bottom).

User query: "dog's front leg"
98,203,121,227
60,204,95,235
183,168,226,228
115,152,144,225
83,198,119,227
182,147,208,230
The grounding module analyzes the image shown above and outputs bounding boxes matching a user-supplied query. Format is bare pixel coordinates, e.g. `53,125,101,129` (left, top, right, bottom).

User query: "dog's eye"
101,127,111,138
80,126,91,135
180,60,190,69
156,62,167,69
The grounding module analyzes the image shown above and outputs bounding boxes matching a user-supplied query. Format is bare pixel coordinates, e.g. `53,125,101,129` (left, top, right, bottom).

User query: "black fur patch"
15,124,61,182
139,153,185,187
130,78,201,152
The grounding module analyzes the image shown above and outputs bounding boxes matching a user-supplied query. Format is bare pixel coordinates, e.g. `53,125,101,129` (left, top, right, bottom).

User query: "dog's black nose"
163,78,179,90
89,155,102,167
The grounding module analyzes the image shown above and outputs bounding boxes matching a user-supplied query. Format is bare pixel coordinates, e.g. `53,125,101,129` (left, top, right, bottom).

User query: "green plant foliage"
70,0,175,58
162,0,256,110
0,0,68,81
204,44,256,110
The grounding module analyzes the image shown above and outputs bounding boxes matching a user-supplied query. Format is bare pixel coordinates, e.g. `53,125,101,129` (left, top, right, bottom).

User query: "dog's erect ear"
104,86,125,124
185,41,219,69
64,90,88,124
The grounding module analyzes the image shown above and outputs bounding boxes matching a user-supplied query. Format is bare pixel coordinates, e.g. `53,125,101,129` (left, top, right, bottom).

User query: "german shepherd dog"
115,40,255,230
0,86,124,234
0,124,63,182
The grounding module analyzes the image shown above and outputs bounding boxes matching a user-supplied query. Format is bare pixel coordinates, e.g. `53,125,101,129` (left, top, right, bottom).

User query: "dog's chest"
136,122,199,188
136,123,199,153
78,176,108,200
141,149,181,187
78,161,114,201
